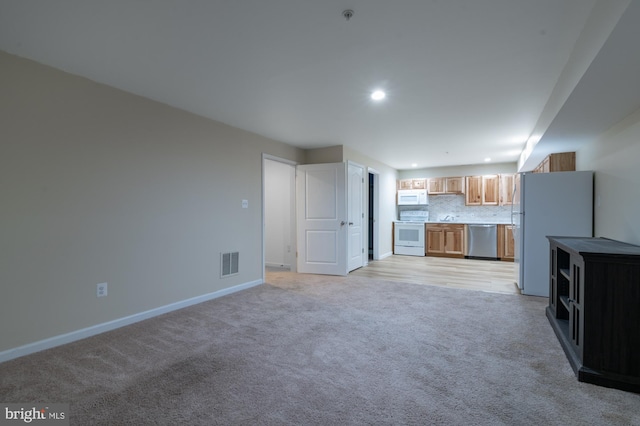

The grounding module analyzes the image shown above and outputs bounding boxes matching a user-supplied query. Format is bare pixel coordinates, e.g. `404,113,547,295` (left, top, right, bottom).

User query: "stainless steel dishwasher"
465,224,498,259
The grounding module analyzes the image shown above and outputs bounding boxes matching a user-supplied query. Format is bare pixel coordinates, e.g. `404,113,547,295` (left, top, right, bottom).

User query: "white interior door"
296,163,348,275
348,162,364,271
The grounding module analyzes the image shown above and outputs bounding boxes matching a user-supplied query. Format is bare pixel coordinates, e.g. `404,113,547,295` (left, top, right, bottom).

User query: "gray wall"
577,108,640,245
0,51,305,353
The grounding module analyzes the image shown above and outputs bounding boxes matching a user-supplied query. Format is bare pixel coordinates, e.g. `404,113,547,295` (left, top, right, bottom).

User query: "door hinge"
362,248,364,253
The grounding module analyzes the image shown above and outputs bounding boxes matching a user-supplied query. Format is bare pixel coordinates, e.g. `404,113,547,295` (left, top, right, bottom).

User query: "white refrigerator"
512,171,593,297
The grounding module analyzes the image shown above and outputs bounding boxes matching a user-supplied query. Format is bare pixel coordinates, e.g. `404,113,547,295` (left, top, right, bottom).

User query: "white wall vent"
221,252,239,277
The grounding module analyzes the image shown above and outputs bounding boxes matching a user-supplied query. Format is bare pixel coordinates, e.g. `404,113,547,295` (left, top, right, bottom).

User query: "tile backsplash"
427,194,512,223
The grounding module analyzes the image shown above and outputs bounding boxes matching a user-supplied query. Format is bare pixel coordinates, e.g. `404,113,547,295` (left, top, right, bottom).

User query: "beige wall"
304,145,343,164
0,51,304,353
15,39,637,359
577,108,640,245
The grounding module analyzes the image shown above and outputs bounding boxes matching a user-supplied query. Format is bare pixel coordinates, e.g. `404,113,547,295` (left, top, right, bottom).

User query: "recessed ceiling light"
484,157,491,162
371,90,386,101
411,163,418,168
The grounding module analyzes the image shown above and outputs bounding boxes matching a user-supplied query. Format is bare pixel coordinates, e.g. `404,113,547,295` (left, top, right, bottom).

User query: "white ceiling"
1,0,635,170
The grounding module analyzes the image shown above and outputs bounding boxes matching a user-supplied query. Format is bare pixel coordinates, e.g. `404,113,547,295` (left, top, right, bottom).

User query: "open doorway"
263,157,381,278
263,155,296,276
368,168,380,262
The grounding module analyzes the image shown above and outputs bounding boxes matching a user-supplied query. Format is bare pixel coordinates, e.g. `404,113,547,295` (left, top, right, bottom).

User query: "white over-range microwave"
397,189,428,205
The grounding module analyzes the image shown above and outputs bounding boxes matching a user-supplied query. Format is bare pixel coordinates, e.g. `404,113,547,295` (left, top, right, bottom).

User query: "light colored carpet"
1,271,639,425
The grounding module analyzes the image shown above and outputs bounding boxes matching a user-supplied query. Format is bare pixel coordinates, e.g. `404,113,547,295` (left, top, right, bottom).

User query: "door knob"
349,222,354,225
340,221,346,226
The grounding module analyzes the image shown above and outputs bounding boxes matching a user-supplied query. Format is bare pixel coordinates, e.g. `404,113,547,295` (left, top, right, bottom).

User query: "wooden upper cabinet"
411,178,426,189
428,177,446,194
397,179,413,190
499,174,515,206
482,175,499,205
533,152,576,173
397,178,426,190
465,175,499,205
428,176,464,195
548,152,575,172
445,177,464,194
542,157,550,173
465,176,483,205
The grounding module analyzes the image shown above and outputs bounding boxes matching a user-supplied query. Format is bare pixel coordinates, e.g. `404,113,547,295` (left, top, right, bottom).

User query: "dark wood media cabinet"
546,236,640,393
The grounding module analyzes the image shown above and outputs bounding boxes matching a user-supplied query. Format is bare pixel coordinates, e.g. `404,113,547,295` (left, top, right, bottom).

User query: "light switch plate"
242,199,248,208
97,282,108,297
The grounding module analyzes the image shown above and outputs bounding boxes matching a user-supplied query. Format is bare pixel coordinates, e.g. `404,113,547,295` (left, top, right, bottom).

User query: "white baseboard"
0,279,263,364
265,262,291,269
379,251,393,259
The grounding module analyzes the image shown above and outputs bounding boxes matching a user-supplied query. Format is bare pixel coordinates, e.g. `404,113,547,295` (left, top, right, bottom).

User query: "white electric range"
394,210,429,256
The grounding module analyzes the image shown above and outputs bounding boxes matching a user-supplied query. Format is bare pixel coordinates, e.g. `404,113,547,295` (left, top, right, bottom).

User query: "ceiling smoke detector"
342,9,354,21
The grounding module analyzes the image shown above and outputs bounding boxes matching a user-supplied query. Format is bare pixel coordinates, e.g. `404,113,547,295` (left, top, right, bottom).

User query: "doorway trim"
347,160,366,272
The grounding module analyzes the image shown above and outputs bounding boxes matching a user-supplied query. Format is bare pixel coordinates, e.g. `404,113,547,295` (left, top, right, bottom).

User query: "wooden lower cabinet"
426,224,464,258
426,226,444,254
497,224,515,261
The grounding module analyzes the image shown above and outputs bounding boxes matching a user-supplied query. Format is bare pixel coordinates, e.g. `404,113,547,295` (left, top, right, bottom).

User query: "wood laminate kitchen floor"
350,255,519,295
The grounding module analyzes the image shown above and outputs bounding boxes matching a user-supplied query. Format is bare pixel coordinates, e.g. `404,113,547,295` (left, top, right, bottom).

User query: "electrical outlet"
97,282,108,297
242,199,248,208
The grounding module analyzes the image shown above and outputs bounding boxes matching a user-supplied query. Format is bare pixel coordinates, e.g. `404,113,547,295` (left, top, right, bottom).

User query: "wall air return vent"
221,252,239,277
